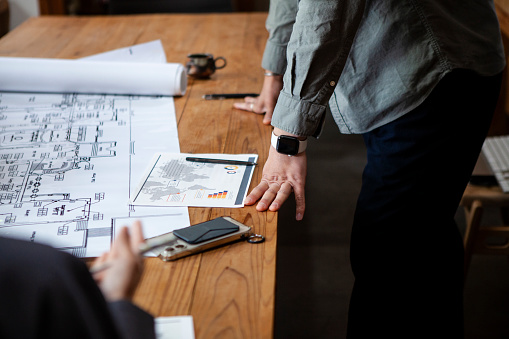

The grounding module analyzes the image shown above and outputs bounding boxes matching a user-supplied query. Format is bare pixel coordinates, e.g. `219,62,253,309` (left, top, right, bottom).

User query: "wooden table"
0,13,276,339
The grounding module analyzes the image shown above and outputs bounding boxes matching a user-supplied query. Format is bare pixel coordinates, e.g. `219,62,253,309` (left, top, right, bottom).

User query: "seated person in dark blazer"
0,221,155,339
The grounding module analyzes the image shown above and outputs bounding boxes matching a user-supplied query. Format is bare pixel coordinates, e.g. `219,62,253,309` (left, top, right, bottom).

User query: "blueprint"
0,92,191,257
0,41,190,257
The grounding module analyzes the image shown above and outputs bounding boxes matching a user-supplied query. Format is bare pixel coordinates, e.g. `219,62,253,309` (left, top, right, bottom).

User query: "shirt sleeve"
271,0,366,137
261,0,299,75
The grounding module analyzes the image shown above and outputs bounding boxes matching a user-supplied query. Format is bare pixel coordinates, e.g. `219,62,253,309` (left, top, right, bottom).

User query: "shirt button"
329,81,336,87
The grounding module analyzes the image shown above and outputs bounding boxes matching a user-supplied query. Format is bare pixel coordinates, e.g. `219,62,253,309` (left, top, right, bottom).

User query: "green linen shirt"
262,0,506,136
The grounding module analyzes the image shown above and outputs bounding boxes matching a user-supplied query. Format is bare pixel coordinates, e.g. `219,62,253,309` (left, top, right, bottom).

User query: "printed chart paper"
131,153,258,208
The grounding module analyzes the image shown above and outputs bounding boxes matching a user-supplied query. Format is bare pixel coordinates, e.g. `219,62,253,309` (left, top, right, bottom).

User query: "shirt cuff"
271,91,327,137
261,40,287,75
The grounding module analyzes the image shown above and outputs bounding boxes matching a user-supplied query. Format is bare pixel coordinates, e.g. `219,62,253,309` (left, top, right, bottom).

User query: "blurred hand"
91,220,145,301
233,73,283,125
244,138,307,220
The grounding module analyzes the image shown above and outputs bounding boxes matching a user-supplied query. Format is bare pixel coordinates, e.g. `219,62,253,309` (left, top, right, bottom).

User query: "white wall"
8,0,39,30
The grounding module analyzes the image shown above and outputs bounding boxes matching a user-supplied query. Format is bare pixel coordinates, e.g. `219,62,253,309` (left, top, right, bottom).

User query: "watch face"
277,135,300,156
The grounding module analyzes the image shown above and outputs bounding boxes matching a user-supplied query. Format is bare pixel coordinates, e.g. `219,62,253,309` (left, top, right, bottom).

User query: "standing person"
235,0,505,337
0,221,156,339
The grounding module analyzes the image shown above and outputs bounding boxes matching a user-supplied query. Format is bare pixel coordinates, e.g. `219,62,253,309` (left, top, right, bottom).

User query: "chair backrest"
108,0,233,14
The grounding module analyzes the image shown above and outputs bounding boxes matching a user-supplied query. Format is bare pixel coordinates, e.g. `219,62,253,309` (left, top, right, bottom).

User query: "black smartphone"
146,217,252,261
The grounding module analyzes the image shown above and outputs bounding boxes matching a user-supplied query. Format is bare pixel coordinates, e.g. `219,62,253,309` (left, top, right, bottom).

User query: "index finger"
130,220,145,251
111,226,131,256
233,102,252,112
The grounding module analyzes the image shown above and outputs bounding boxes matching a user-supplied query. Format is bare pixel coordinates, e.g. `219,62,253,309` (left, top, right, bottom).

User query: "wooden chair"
461,184,509,279
460,0,509,280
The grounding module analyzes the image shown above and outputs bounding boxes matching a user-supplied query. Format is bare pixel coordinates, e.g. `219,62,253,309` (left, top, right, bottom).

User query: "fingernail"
258,202,267,210
270,202,279,210
244,197,252,204
296,213,303,221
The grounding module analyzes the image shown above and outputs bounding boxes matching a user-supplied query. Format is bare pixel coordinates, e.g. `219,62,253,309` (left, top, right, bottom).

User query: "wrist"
271,131,307,156
264,70,282,77
272,128,307,141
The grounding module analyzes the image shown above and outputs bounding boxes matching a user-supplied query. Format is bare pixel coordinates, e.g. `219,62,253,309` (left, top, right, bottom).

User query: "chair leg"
463,199,484,281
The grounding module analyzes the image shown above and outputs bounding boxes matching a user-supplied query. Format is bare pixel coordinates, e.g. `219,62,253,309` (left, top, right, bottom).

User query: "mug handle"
214,56,227,69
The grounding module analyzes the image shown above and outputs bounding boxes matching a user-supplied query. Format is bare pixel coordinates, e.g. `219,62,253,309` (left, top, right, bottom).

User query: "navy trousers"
347,69,502,338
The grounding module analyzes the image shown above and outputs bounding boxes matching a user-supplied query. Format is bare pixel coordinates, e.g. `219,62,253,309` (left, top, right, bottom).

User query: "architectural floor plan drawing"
0,91,190,257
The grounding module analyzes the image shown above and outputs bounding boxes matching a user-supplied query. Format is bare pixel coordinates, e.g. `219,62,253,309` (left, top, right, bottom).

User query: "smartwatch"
271,131,307,156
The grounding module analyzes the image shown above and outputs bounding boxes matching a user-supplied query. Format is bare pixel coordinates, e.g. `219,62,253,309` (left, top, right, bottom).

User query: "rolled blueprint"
0,56,187,96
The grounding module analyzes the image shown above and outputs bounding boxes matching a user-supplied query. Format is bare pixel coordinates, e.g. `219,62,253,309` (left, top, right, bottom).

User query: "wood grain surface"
0,13,275,339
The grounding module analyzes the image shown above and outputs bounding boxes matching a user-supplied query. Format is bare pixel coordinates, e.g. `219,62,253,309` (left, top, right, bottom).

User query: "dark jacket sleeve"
108,300,156,339
0,237,155,339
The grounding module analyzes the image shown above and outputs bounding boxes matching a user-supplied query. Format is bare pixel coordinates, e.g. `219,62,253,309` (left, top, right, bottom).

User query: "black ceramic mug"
186,53,227,78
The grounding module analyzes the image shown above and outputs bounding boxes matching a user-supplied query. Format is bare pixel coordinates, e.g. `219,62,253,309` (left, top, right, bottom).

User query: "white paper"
0,40,186,96
155,316,195,339
81,40,168,64
0,92,191,257
0,42,190,257
131,153,258,208
0,57,187,96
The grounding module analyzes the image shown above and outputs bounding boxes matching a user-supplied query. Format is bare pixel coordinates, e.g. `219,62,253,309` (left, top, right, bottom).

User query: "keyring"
247,234,265,244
